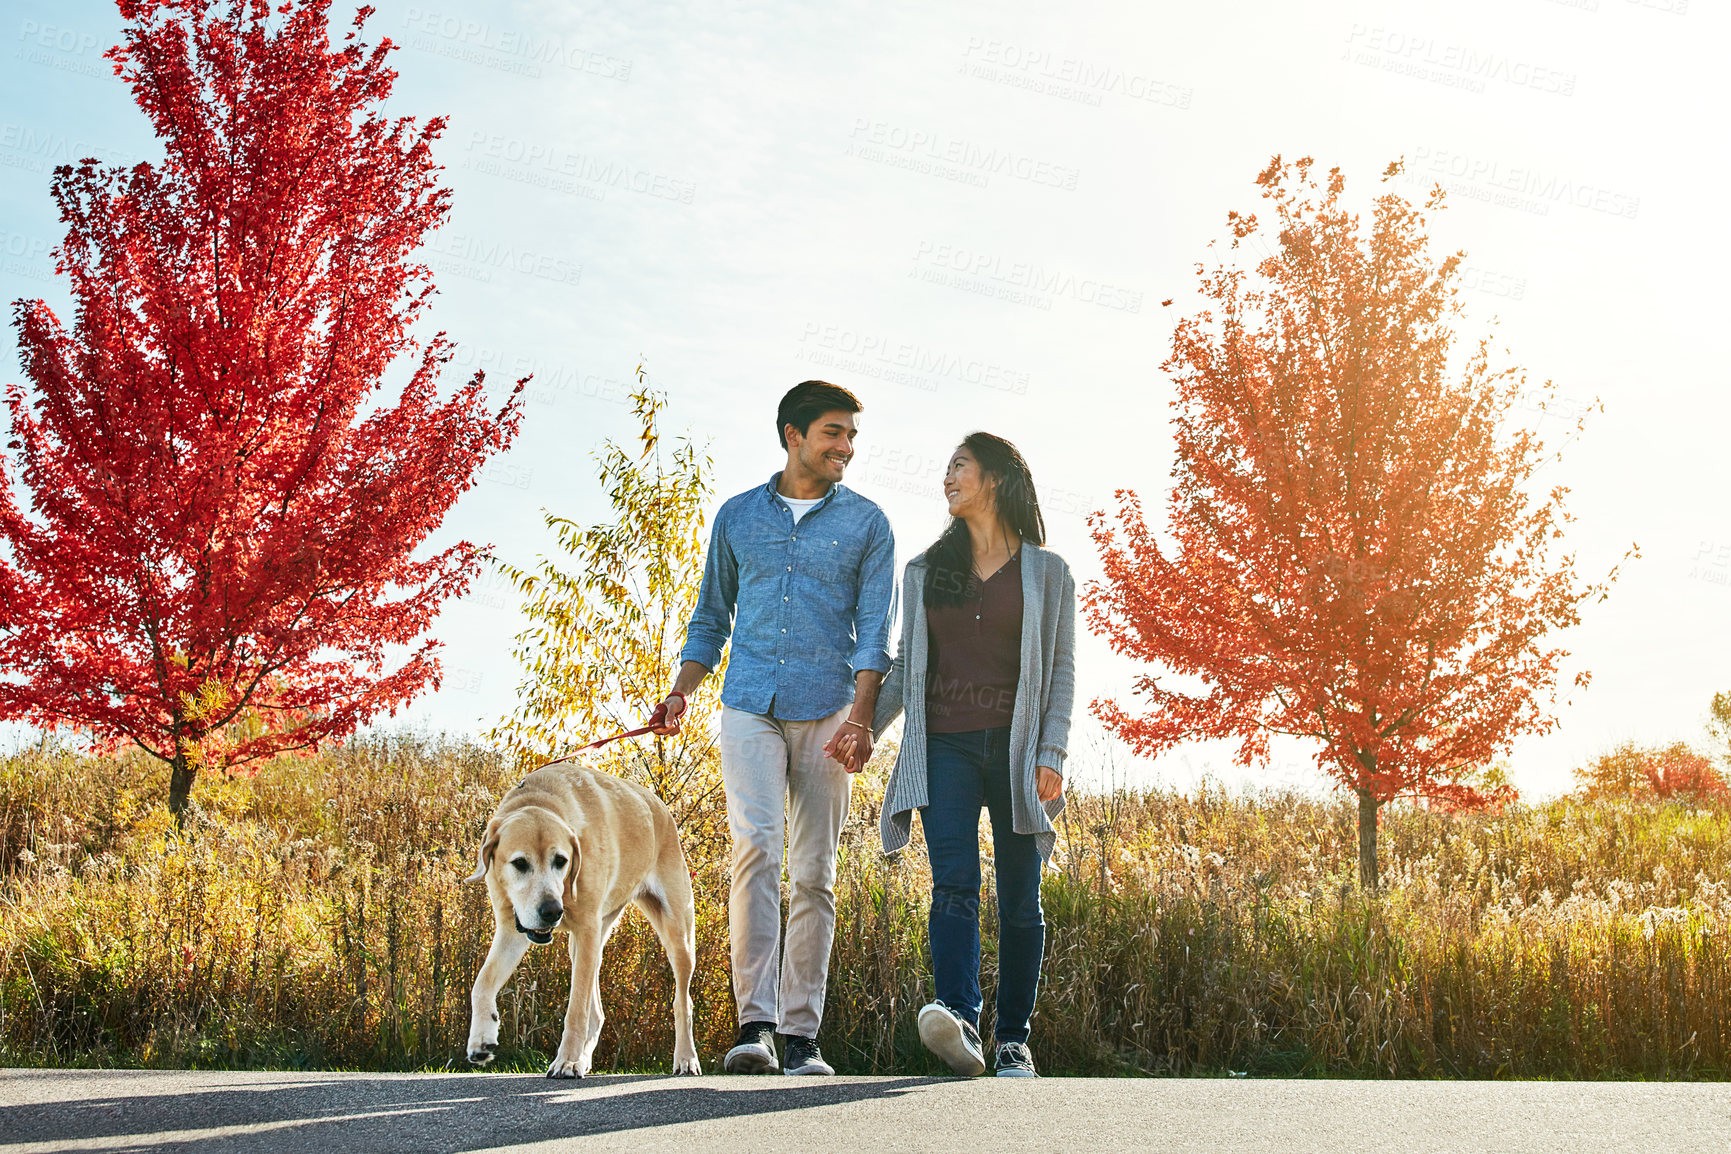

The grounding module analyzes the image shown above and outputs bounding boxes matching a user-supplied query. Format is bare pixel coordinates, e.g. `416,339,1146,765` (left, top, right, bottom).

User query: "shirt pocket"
733,521,792,583
801,535,863,586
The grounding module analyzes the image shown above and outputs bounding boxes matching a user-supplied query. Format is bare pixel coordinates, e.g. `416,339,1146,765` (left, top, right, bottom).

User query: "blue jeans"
921,727,1045,1045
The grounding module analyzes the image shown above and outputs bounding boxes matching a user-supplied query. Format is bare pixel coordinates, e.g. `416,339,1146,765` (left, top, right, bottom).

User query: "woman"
838,432,1075,1078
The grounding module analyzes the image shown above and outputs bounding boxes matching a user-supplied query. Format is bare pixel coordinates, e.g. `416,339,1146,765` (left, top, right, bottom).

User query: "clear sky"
1,0,1726,796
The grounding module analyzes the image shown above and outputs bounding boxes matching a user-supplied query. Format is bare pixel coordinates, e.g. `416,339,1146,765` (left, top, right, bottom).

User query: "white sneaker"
918,1001,987,1077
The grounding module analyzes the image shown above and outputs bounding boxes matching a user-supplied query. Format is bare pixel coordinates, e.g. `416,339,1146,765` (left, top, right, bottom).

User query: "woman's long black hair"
923,432,1046,609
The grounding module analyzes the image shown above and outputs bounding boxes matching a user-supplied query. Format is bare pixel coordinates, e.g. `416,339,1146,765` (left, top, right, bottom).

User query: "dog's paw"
672,1051,702,1076
467,1042,498,1066
545,1056,585,1079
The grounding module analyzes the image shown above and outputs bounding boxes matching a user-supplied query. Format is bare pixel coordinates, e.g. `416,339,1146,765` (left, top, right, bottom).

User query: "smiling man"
648,380,896,1077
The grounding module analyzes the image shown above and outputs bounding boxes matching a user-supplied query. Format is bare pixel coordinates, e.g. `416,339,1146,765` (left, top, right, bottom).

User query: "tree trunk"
168,749,197,825
1356,788,1380,890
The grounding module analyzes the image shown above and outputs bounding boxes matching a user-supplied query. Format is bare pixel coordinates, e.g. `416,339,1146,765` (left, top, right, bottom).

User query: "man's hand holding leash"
648,659,713,736
648,690,686,735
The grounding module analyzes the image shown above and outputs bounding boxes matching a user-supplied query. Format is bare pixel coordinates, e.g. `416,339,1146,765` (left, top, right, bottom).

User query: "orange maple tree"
1576,741,1728,805
1085,155,1628,887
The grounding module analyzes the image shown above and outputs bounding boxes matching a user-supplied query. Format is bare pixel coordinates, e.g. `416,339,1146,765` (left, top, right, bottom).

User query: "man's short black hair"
777,380,862,449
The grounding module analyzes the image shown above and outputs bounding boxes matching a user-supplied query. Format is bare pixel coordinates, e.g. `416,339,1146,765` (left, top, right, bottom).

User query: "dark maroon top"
925,551,1023,733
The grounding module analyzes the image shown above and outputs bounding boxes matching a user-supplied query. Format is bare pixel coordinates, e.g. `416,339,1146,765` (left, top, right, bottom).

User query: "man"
648,380,895,1077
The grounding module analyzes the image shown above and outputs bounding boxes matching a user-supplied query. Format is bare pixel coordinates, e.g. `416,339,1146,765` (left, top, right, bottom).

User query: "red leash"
541,725,660,766
541,697,681,766
580,725,661,751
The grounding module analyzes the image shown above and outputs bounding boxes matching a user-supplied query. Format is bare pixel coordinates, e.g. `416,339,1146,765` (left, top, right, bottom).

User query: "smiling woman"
862,430,1076,1079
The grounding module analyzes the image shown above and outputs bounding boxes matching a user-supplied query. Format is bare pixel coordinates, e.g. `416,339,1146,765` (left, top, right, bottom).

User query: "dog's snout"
537,899,564,926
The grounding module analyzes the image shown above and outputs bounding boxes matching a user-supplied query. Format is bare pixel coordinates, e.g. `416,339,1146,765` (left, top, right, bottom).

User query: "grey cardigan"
871,542,1077,862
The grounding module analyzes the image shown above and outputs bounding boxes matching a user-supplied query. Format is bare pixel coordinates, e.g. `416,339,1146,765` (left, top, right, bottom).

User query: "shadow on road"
0,1072,941,1152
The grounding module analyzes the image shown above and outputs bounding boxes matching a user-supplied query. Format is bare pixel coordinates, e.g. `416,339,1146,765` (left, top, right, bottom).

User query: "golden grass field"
4,733,1730,1077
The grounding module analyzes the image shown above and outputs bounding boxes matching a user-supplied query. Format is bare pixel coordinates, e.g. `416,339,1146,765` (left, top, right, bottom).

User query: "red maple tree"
1085,156,1628,887
0,0,523,817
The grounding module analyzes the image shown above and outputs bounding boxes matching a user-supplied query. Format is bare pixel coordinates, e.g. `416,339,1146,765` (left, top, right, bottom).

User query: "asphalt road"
3,1068,1729,1152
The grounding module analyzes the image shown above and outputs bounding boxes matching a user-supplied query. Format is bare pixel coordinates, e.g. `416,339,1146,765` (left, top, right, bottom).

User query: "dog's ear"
465,817,501,883
561,836,582,909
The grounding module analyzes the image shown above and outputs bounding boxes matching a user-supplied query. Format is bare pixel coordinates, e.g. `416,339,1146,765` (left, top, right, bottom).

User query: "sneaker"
918,1001,986,1077
781,1035,834,1075
723,1021,779,1074
993,1040,1038,1078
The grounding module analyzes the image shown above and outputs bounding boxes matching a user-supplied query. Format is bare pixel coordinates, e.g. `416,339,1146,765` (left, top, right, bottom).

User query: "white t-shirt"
779,494,823,524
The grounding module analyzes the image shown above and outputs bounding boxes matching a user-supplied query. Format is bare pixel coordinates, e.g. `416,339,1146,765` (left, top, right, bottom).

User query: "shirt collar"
765,470,842,512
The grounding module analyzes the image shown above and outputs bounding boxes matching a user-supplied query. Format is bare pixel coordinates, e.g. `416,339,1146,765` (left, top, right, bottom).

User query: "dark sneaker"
724,1021,779,1074
918,1001,986,1077
782,1034,835,1075
994,1040,1038,1078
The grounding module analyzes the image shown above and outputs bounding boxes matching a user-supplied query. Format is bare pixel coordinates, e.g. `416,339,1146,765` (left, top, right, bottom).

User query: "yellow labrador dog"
465,758,700,1077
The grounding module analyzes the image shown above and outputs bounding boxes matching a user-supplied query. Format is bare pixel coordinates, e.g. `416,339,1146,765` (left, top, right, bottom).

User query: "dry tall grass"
4,734,1730,1077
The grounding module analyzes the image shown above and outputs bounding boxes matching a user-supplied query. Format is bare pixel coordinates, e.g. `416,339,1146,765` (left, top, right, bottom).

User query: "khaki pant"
718,703,853,1038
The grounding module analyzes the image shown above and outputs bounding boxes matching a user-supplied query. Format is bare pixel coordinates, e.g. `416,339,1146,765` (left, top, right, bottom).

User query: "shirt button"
781,628,786,633
783,596,789,601
780,659,785,664
786,566,792,571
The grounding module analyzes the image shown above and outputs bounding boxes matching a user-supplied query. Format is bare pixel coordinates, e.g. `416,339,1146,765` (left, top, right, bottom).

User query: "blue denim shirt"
680,472,896,720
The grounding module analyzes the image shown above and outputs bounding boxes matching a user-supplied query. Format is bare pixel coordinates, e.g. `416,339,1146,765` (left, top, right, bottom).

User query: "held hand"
1036,765,1064,802
647,693,686,736
823,720,872,773
846,727,874,773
